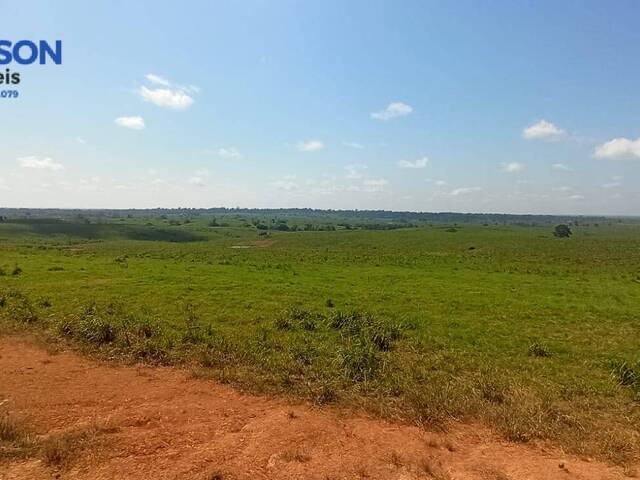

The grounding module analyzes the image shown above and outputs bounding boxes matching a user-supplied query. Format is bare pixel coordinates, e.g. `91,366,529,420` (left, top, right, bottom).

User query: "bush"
553,224,572,238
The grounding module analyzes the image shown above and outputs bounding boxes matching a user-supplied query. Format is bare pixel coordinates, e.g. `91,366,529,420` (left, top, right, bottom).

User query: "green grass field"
1,212,639,463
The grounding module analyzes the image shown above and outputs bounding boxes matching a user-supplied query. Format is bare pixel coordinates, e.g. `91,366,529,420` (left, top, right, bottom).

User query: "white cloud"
138,86,194,110
345,164,367,179
450,186,481,196
145,73,171,87
593,137,640,160
553,185,572,192
18,156,64,171
602,181,622,189
569,194,584,200
188,176,206,187
297,140,324,152
343,141,364,149
371,102,413,121
552,163,572,171
218,147,242,159
76,137,86,144
523,120,565,140
271,177,300,191
115,116,145,130
362,178,388,192
398,156,429,169
435,180,447,186
501,162,526,173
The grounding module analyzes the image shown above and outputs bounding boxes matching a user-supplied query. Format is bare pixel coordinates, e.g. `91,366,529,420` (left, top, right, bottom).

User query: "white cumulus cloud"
398,156,429,169
138,86,194,110
115,116,145,130
523,120,565,140
501,162,526,173
593,137,640,160
371,102,413,121
297,140,324,152
18,156,64,171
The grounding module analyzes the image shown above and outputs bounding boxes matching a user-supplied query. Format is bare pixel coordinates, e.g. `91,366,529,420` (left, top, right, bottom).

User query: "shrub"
553,224,572,238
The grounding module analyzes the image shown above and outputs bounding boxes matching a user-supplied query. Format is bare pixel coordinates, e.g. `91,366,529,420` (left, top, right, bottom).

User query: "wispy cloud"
362,178,388,192
145,73,171,87
115,116,145,130
18,156,64,171
297,140,324,152
188,176,206,187
218,147,242,159
343,141,364,149
398,156,429,169
523,120,565,140
552,163,572,171
501,162,526,173
594,137,640,160
371,102,413,121
345,164,367,179
450,186,481,196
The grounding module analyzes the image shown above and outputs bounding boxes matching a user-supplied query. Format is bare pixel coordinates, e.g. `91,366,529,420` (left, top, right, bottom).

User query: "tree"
553,224,572,238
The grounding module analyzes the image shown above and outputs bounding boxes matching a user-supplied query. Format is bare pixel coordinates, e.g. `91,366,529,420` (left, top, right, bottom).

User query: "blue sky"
2,0,639,214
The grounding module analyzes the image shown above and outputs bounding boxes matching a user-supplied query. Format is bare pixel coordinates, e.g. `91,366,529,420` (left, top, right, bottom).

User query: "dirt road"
0,337,632,479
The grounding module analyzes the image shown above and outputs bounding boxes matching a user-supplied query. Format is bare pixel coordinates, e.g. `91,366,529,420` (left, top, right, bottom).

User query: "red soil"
0,337,633,479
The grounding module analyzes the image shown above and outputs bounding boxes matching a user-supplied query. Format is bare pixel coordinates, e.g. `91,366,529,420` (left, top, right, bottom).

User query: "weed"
528,342,551,358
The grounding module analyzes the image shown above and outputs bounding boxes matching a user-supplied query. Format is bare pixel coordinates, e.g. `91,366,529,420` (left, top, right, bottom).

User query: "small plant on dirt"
11,265,22,276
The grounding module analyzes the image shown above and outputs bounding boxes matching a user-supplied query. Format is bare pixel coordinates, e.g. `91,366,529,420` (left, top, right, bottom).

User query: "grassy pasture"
0,214,639,463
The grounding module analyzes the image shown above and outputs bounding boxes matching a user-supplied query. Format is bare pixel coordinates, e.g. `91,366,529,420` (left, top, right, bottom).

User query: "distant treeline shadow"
12,219,204,243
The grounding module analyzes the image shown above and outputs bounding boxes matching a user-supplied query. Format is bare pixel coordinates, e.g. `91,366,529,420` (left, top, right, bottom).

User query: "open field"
1,210,639,468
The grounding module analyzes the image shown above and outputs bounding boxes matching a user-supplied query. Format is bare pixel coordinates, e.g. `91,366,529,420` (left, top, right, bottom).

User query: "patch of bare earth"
0,337,633,480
